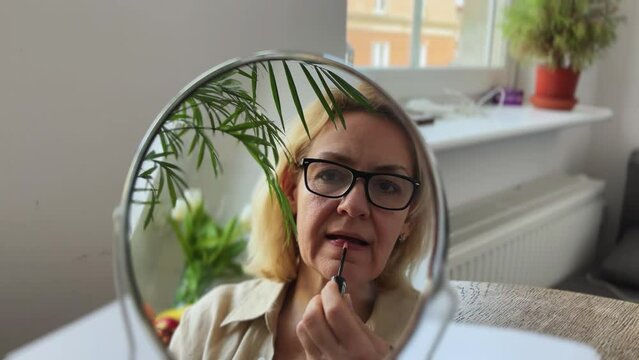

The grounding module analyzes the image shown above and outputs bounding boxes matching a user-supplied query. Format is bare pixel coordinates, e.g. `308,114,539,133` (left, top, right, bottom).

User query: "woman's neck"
290,263,377,322
273,264,378,358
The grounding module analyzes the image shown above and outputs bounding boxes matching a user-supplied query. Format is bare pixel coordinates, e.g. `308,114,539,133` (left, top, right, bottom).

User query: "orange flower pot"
530,65,581,111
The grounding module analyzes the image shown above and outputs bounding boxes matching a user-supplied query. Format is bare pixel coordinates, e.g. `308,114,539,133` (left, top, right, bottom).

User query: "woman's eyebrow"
372,164,410,174
314,151,352,164
315,151,410,174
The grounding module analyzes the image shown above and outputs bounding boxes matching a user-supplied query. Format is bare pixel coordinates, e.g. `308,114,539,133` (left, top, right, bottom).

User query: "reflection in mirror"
119,53,449,359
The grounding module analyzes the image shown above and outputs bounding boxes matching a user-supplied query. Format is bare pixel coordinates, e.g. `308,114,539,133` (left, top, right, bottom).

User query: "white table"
8,292,600,360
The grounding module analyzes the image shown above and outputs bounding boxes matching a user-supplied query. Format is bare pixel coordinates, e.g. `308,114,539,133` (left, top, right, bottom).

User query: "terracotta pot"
530,65,581,111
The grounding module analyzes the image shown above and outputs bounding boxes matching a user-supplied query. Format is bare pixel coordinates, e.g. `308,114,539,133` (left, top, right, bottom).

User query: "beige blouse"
169,278,420,360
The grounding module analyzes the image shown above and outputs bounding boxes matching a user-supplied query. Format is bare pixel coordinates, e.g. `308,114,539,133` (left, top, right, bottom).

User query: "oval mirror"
115,51,452,359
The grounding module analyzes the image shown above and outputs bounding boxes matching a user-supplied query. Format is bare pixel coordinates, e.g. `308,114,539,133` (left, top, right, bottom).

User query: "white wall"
0,0,346,354
586,0,639,255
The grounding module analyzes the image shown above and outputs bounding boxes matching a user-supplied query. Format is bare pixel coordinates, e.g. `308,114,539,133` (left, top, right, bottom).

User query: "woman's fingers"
320,282,370,345
296,322,323,360
320,282,391,357
297,282,391,359
297,294,342,358
344,293,355,312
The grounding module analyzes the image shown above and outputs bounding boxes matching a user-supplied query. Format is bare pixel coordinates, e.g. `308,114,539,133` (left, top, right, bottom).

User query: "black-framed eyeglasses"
300,158,420,211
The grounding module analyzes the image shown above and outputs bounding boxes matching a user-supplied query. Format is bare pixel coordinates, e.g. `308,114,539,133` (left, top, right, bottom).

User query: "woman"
169,86,435,359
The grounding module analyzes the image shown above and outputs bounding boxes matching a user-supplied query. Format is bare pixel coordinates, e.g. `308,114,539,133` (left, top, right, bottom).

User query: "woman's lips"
327,236,369,250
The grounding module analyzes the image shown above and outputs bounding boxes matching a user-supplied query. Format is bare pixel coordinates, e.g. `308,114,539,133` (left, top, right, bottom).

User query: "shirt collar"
220,279,287,327
218,278,419,347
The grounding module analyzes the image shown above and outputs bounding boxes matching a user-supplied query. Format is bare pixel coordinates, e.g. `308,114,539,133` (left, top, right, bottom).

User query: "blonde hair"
244,86,435,288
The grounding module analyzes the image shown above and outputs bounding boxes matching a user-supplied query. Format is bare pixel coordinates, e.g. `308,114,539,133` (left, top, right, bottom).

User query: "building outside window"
371,41,391,67
374,0,387,14
346,0,507,69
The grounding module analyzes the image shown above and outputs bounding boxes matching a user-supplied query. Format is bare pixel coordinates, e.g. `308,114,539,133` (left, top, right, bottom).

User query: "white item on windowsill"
405,88,506,122
405,98,455,119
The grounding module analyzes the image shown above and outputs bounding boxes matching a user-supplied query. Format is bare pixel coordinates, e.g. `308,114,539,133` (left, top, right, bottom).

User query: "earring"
398,234,406,243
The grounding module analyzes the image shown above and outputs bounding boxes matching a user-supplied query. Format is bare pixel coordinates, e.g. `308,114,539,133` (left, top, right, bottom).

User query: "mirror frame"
114,50,450,358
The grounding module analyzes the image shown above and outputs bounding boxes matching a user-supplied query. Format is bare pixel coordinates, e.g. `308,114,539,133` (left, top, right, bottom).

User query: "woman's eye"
316,169,345,183
375,180,401,194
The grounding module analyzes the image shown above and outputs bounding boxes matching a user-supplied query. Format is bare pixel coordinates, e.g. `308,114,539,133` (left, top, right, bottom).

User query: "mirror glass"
117,52,449,358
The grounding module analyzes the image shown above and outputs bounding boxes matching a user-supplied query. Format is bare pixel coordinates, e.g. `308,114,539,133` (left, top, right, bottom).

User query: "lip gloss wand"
331,242,348,295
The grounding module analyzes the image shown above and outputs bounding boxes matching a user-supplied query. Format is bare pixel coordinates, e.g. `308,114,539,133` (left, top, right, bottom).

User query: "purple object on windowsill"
490,88,524,106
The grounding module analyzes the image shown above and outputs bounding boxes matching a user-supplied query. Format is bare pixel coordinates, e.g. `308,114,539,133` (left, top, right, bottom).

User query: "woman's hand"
296,281,391,359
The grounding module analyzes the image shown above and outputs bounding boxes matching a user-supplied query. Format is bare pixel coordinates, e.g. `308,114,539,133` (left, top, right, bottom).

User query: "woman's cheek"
296,199,329,260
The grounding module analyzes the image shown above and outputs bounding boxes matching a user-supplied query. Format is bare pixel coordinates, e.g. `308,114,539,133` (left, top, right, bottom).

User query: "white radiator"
447,173,605,287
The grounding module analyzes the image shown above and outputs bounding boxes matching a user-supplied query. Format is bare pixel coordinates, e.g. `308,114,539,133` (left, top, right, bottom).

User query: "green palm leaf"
134,59,366,233
283,60,310,138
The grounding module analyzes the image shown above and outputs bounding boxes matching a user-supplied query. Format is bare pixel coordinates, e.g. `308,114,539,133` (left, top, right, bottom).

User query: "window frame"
419,42,429,67
349,0,516,98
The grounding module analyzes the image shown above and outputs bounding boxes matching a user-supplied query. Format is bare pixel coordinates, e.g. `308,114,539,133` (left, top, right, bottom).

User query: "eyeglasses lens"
306,162,353,196
305,161,414,210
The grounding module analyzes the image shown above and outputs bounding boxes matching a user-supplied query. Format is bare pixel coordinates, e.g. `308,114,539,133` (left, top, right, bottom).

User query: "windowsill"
418,105,613,151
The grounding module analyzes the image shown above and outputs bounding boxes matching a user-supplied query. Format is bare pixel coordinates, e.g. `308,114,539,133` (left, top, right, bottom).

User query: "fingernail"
345,293,354,310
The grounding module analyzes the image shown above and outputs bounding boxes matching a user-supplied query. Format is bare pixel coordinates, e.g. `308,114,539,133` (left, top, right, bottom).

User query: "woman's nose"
336,179,370,218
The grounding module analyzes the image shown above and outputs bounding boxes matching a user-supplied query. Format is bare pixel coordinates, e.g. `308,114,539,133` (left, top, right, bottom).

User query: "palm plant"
132,59,371,241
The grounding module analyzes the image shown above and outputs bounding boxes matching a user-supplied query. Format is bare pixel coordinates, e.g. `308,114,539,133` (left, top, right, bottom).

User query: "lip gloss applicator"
331,242,348,295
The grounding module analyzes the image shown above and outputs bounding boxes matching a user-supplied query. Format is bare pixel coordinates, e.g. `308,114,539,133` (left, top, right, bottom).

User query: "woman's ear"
280,166,299,211
400,219,412,240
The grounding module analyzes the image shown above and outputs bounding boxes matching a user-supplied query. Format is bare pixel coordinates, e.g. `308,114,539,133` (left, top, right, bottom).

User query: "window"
419,42,429,67
374,0,387,14
371,42,390,67
346,0,508,69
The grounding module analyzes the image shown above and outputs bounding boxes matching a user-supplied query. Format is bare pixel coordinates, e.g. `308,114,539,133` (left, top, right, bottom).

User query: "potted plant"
169,188,248,305
502,0,623,110
149,189,249,346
